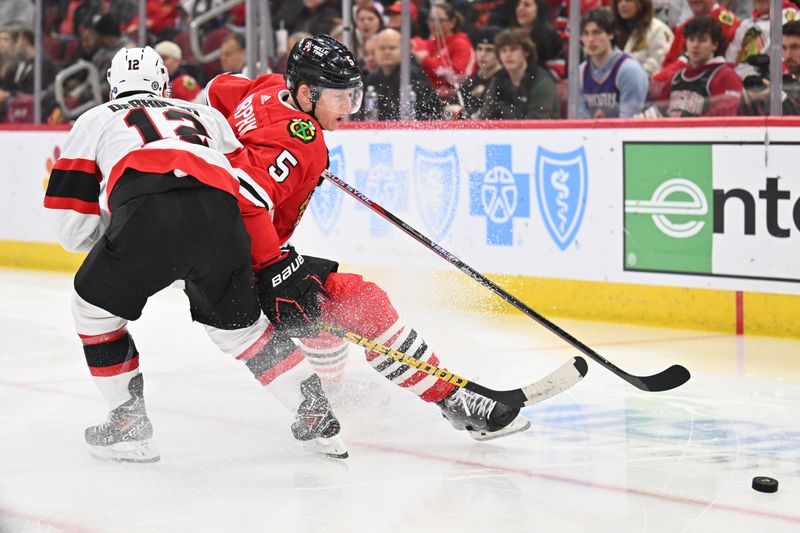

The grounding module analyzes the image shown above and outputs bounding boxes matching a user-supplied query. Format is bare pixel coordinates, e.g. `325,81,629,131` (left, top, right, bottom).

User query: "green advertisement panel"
624,144,714,275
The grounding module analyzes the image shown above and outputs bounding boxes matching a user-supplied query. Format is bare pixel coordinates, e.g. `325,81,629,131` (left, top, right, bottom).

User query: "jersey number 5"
268,149,298,182
125,107,210,147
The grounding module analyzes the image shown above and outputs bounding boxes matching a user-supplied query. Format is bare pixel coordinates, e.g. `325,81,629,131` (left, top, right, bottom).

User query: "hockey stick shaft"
318,321,588,407
322,171,690,392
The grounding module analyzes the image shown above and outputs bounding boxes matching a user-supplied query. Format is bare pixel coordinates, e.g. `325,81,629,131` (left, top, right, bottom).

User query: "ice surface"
1,268,798,533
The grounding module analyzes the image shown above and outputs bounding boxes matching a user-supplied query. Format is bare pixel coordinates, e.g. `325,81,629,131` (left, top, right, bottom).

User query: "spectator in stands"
662,0,739,68
92,14,133,100
220,33,247,74
725,0,798,67
120,0,182,41
57,26,100,116
385,1,422,36
663,16,742,116
739,19,800,116
465,0,517,29
362,34,379,73
383,0,422,37
154,40,201,103
782,20,800,114
57,0,104,36
412,2,476,99
0,0,34,31
0,28,58,123
512,0,564,76
476,28,560,119
7,29,57,94
76,27,100,64
0,30,17,85
274,31,312,73
362,28,443,120
357,4,384,44
612,0,674,74
0,30,18,118
295,0,341,36
355,4,384,65
457,25,503,117
578,8,649,118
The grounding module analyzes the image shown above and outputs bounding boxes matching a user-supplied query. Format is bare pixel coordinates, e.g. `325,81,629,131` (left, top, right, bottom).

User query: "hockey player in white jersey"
43,46,347,462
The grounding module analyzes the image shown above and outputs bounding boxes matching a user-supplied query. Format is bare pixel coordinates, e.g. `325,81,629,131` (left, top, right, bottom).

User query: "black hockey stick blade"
322,170,691,393
318,321,588,408
628,364,691,392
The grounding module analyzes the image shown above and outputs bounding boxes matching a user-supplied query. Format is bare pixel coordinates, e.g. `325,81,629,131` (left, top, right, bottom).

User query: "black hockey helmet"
285,35,364,119
285,34,362,93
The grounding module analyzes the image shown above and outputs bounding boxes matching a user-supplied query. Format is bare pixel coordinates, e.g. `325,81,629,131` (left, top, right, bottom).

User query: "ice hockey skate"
85,374,160,463
437,386,531,441
292,374,349,459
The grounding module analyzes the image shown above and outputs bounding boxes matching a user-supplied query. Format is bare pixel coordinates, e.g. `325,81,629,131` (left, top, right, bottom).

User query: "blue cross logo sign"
469,145,530,246
354,144,408,238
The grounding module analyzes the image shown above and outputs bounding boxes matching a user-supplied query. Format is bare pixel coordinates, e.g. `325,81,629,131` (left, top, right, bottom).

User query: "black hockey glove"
256,248,329,338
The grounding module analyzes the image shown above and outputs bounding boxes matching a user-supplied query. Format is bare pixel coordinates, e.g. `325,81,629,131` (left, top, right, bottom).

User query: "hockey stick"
322,170,691,392
318,321,588,408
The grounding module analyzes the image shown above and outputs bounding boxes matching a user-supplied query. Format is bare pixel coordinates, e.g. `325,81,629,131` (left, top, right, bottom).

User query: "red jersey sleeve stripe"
53,157,98,175
46,169,101,203
43,196,101,215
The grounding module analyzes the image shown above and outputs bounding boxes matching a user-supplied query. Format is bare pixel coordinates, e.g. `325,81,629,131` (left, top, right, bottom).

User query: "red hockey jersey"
43,94,245,252
206,73,330,270
663,5,740,68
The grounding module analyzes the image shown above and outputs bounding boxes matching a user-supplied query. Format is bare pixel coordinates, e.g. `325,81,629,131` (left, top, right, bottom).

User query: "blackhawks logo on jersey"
182,77,197,90
288,118,317,143
717,9,735,26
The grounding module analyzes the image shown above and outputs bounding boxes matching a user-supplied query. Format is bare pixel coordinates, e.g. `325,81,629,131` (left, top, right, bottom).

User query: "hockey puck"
752,476,779,493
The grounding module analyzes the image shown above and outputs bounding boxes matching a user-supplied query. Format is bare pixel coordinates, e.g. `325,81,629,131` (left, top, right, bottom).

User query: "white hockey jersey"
43,94,248,253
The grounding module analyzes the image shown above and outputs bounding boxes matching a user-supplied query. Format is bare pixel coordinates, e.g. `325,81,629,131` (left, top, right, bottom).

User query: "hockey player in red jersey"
207,35,531,441
43,46,347,463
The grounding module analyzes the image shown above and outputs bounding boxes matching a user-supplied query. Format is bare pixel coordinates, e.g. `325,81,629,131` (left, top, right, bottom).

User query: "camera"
742,54,770,91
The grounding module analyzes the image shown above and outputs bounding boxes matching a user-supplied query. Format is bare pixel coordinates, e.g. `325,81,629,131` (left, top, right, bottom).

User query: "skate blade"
468,416,532,442
88,439,161,463
299,434,349,459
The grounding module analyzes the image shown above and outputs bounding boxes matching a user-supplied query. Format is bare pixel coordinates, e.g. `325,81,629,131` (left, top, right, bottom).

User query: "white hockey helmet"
107,46,169,100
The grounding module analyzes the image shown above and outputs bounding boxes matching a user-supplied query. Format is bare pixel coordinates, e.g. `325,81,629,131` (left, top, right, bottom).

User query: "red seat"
7,94,35,123
173,30,196,63
61,37,79,64
42,36,62,62
201,27,231,81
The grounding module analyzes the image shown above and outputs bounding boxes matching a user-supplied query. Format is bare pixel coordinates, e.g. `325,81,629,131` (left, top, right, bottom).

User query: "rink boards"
1,118,799,336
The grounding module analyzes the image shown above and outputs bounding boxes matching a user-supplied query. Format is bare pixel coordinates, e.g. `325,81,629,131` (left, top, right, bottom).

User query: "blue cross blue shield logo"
469,145,530,246
355,144,408,238
310,145,345,235
535,146,588,250
413,145,459,241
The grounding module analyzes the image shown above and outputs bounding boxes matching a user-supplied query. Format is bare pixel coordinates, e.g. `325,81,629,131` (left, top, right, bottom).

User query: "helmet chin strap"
290,87,318,120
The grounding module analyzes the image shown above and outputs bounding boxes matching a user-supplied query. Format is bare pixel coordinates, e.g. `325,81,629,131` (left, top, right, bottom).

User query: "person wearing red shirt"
411,2,477,99
121,0,180,40
154,40,201,103
664,16,742,116
662,0,739,68
206,35,530,442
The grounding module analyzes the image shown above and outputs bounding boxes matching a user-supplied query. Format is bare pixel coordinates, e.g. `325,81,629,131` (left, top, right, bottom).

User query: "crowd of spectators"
1,0,800,124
